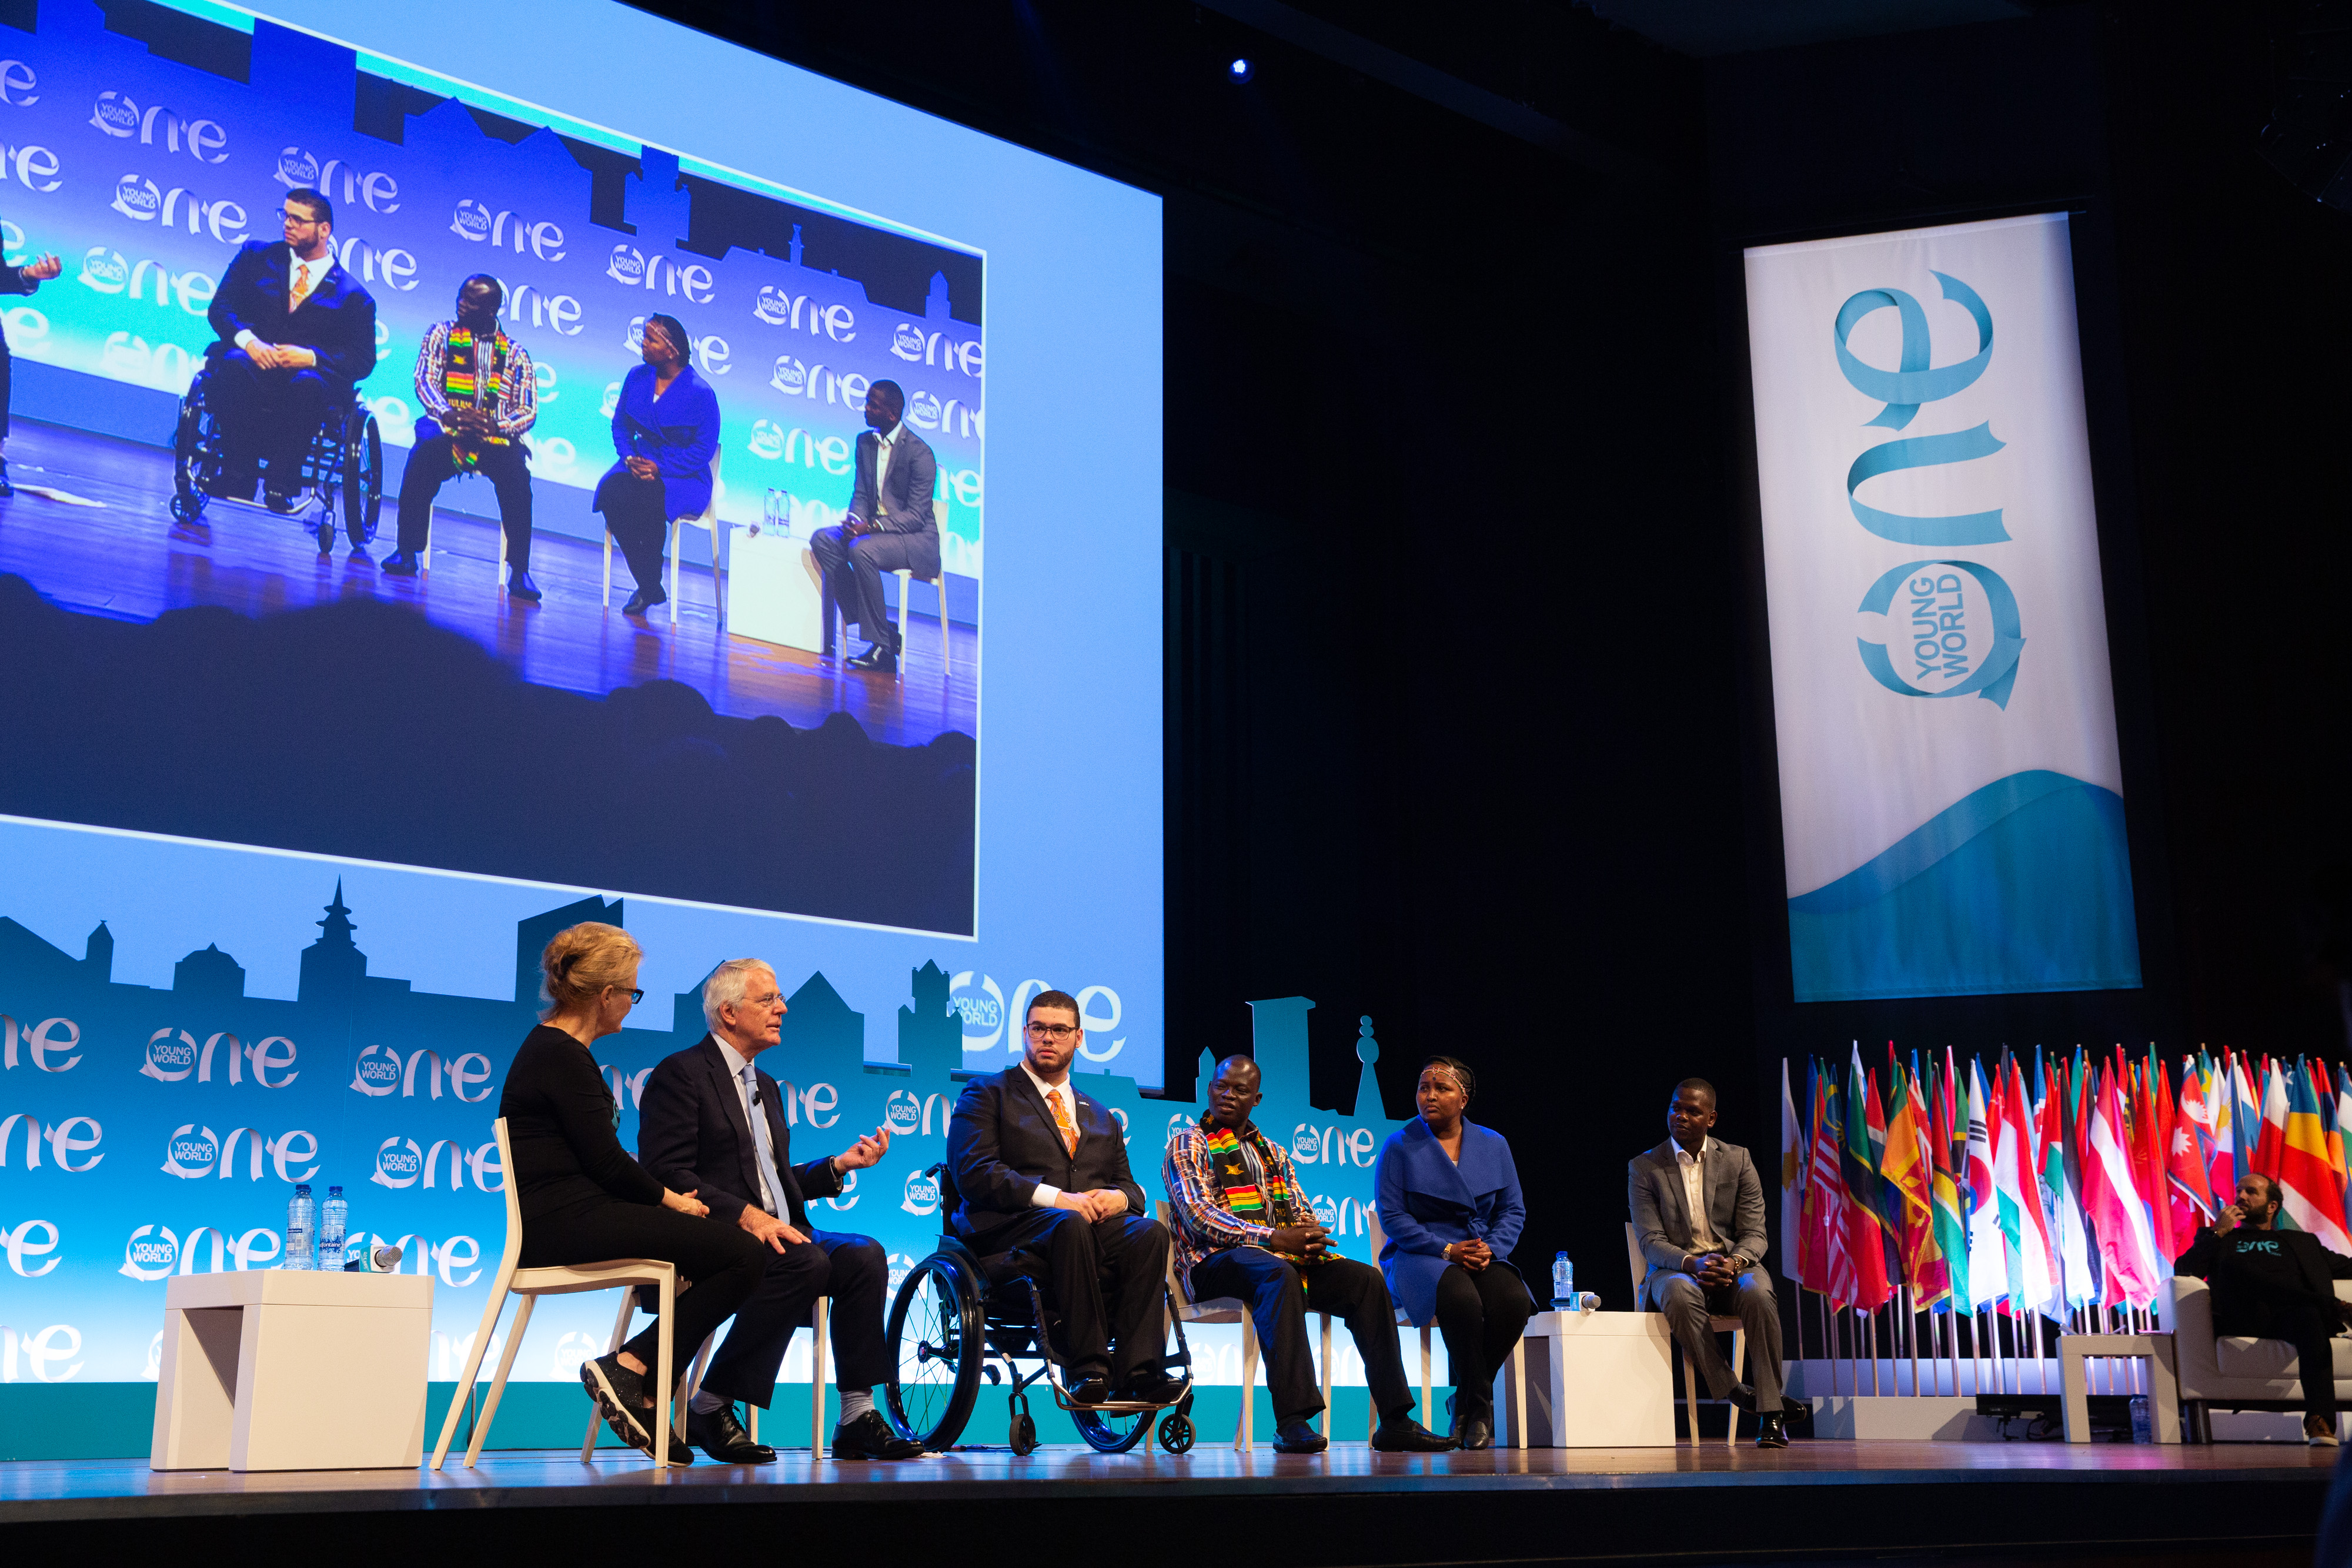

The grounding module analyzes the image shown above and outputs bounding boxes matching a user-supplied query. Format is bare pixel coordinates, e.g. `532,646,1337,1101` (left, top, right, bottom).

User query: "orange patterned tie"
1050,1086,1078,1157
288,263,313,312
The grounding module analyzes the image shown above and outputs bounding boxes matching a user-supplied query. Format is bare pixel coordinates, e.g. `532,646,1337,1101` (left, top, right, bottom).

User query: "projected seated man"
946,991,1175,1403
2177,1172,2352,1447
1628,1078,1789,1448
808,379,938,674
203,188,378,516
1164,1054,1455,1453
382,276,541,599
636,958,923,1462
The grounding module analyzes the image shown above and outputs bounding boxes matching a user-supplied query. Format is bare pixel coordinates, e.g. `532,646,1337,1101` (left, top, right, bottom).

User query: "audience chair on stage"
603,450,726,625
1366,1210,1526,1445
659,1294,834,1459
430,1118,685,1470
2171,1273,2352,1442
1157,1200,1342,1449
1624,1221,1746,1446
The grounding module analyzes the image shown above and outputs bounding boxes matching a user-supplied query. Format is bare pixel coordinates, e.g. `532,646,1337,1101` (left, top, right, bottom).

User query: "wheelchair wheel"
315,517,336,555
170,384,210,522
1157,1412,1194,1454
343,411,382,546
1008,1412,1038,1456
885,1252,982,1451
1071,1403,1154,1455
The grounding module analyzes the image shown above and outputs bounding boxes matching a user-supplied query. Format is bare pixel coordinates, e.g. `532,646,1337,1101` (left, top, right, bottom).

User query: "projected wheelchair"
168,365,385,554
885,1162,1199,1455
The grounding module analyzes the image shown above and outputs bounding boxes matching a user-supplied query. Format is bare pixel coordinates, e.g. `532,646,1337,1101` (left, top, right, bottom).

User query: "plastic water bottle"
285,1183,316,1271
319,1186,348,1273
1552,1252,1574,1310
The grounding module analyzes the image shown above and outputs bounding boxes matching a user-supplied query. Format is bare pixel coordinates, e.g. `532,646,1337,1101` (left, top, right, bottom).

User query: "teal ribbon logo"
1835,272,2006,547
1856,559,2024,709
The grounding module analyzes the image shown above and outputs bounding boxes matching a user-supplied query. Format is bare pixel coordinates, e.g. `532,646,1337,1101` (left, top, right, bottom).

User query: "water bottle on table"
320,1186,349,1272
1552,1251,1575,1310
285,1183,316,1271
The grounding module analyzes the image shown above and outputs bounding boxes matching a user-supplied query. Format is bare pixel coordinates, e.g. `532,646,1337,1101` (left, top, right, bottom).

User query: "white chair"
894,493,953,677
1623,1221,1746,1446
429,1118,686,1470
1160,1199,1347,1449
1364,1209,1528,1446
602,450,726,624
613,1290,834,1457
2171,1273,2352,1442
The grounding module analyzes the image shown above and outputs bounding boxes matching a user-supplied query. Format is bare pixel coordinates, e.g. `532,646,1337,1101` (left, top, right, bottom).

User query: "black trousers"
0,330,13,442
205,348,333,480
596,473,669,593
1433,1262,1534,1418
2218,1296,2343,1423
520,1199,769,1379
808,524,939,651
1646,1267,1785,1413
989,1208,1169,1384
1189,1248,1415,1423
699,1228,890,1410
396,436,534,571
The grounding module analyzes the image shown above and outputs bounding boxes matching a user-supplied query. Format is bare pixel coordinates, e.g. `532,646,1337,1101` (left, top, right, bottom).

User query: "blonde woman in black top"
500,921,767,1463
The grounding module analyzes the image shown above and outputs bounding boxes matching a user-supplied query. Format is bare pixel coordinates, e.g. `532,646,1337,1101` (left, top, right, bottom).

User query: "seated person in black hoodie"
2177,1171,2352,1446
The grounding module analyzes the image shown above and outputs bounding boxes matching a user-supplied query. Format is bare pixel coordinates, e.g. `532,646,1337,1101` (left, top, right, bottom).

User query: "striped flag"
1880,1047,1941,1296
2043,1053,2097,1308
1781,1057,1803,1284
1965,1055,2004,1312
1994,1052,2058,1315
1804,1058,1856,1303
1842,1045,1895,1311
1929,1048,1972,1310
2256,1057,2289,1180
2084,1057,2161,1307
2280,1061,2352,1252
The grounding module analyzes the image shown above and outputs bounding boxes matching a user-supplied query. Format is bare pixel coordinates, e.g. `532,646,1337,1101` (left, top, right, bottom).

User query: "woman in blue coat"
1374,1055,1533,1449
594,312,719,617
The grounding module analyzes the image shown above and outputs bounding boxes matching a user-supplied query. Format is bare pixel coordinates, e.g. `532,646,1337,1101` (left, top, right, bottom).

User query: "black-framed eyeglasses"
276,208,323,226
1025,1022,1077,1041
610,987,646,1004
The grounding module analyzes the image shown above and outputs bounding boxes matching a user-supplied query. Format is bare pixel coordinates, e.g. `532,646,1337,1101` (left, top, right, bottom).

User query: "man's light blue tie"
742,1064,790,1219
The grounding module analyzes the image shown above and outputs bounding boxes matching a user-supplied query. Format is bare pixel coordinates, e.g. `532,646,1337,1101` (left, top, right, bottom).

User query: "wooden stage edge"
3,1441,2337,1567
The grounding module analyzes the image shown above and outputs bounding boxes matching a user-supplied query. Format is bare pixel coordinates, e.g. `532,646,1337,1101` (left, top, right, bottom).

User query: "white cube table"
2059,1331,2181,1444
151,1270,433,1471
728,526,826,652
1504,1310,1676,1447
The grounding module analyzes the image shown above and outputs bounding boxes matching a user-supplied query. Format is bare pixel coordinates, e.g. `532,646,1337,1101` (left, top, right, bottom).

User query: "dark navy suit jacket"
946,1068,1145,1249
205,240,377,388
1374,1116,1528,1325
636,1034,840,1229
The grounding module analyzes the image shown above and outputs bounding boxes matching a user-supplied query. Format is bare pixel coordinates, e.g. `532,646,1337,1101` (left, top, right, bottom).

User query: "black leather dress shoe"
1370,1413,1456,1452
264,487,297,514
1756,1411,1788,1449
1271,1419,1328,1454
831,1409,924,1460
1118,1369,1184,1405
1068,1370,1112,1405
380,550,420,576
507,569,542,602
1727,1383,1759,1413
1452,1413,1493,1450
846,641,898,673
622,586,666,617
687,1401,774,1463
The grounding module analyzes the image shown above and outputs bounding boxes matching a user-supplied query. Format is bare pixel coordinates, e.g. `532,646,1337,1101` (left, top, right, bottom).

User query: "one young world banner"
1744,213,2140,1002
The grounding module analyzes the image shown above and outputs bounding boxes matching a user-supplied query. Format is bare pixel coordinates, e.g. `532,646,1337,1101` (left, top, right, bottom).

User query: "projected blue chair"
168,368,385,553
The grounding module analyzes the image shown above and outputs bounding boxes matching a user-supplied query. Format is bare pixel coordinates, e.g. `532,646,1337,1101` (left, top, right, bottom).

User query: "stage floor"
5,1438,2338,1566
0,419,977,746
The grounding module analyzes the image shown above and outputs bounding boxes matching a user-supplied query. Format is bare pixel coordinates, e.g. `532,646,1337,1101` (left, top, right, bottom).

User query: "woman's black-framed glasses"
611,987,646,1004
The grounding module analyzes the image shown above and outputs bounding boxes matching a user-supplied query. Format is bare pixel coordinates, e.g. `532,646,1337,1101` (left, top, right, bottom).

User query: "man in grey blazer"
1628,1078,1788,1447
810,377,940,675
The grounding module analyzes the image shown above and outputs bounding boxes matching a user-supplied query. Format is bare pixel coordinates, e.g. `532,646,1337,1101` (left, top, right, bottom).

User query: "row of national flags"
1775,1044,2352,1315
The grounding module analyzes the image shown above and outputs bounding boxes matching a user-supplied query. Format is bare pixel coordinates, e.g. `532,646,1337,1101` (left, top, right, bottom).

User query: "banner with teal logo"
1744,214,2140,1001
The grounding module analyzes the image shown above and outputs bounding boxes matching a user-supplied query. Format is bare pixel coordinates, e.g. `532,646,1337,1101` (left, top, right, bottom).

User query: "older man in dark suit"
636,958,922,1462
946,989,1172,1404
808,377,938,674
203,187,377,515
1629,1077,1788,1448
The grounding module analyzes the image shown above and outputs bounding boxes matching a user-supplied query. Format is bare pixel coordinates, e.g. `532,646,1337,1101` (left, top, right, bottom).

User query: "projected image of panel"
1744,213,2140,1002
0,1,984,933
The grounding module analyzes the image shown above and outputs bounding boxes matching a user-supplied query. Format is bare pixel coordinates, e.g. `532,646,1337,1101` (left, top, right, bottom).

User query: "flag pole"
1906,1286,1921,1398
1946,1308,1962,1399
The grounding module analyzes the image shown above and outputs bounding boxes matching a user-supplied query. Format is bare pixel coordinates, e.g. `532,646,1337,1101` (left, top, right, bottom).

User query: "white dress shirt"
1677,1136,1718,1256
715,1039,777,1214
235,251,329,351
1017,1061,1124,1215
871,420,902,521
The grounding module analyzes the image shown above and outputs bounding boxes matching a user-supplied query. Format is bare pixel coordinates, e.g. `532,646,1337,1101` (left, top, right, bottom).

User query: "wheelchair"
168,363,385,554
885,1162,1199,1455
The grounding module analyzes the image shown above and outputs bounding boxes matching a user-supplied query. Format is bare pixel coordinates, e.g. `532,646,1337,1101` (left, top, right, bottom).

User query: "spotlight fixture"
1227,57,1252,83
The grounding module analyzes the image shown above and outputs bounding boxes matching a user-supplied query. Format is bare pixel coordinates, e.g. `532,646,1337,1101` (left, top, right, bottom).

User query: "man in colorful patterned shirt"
383,275,541,599
1164,1055,1454,1454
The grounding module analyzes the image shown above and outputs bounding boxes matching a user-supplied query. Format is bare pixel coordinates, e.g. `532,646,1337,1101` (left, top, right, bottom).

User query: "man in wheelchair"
202,186,377,511
946,989,1178,1406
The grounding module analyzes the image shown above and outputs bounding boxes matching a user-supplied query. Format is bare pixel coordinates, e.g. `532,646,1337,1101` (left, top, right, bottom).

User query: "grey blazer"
849,423,938,537
1627,1137,1770,1303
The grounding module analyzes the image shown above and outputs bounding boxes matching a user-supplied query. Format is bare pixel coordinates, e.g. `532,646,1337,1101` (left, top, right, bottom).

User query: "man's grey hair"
702,958,777,1031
